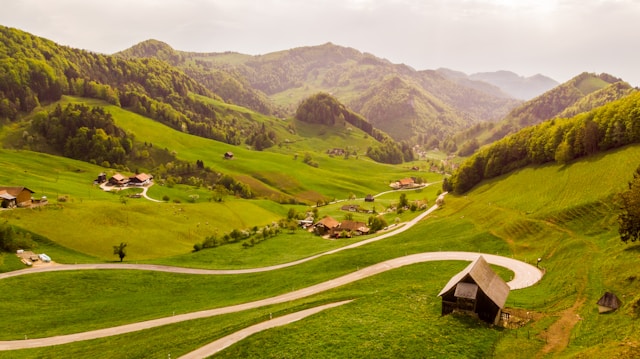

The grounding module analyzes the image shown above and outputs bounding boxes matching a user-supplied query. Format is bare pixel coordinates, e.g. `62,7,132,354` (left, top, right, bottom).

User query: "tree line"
445,91,640,194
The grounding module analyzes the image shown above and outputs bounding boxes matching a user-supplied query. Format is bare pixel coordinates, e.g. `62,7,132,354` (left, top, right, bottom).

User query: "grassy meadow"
1,96,639,357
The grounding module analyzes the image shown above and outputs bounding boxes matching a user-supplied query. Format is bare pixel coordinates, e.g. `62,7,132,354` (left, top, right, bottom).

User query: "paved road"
0,197,445,280
178,300,354,359
0,251,542,351
0,192,544,353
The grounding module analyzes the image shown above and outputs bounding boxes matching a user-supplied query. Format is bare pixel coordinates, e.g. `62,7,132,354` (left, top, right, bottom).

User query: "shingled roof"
438,255,510,310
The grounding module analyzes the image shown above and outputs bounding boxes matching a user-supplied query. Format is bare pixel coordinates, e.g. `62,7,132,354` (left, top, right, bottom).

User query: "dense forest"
0,26,281,151
445,91,640,194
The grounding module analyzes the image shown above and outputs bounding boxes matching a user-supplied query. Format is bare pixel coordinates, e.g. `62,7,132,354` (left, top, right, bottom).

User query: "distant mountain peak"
468,71,559,100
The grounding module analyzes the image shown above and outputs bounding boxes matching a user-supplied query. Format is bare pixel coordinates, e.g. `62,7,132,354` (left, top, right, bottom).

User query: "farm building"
129,173,152,186
438,256,510,325
0,187,34,208
109,173,129,186
314,216,340,235
332,220,370,238
597,292,621,313
364,194,375,202
224,151,234,159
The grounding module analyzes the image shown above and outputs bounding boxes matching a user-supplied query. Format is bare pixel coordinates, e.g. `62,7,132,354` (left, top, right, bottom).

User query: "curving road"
0,193,544,354
0,251,542,351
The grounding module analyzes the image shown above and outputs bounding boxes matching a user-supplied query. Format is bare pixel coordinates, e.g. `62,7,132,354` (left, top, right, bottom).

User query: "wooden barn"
314,216,340,235
438,256,510,325
0,187,34,208
597,292,621,314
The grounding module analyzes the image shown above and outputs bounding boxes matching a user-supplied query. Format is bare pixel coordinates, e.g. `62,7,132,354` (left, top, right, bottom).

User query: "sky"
1,0,639,86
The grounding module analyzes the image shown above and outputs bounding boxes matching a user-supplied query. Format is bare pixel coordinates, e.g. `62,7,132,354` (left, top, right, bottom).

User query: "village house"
389,177,416,189
332,220,370,238
0,187,34,208
108,173,129,187
438,256,510,325
129,173,152,186
314,216,340,235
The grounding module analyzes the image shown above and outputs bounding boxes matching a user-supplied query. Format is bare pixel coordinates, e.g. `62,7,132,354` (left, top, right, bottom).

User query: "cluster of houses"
0,187,45,209
95,172,153,187
303,216,371,238
389,177,421,190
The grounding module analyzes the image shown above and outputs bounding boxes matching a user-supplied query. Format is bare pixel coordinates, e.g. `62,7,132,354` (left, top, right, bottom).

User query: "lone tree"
618,166,640,243
113,242,127,262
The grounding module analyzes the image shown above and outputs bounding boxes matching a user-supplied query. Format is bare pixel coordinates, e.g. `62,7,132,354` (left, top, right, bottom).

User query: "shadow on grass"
623,243,640,252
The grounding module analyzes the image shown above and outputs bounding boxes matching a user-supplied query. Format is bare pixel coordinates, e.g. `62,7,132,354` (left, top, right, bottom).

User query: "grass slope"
1,145,639,357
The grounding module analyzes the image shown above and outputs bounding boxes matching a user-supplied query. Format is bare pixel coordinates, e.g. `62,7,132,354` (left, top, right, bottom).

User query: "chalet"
224,152,234,159
0,187,34,208
438,256,510,325
314,216,340,235
389,177,416,189
109,173,129,186
365,194,375,202
340,204,361,212
129,173,152,186
597,292,621,314
332,220,370,238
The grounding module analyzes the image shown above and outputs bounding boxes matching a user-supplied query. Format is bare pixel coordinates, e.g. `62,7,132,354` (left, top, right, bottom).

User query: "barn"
0,187,34,208
438,256,510,325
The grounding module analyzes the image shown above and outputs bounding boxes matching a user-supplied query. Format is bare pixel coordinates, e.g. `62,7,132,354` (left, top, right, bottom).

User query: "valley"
1,24,640,358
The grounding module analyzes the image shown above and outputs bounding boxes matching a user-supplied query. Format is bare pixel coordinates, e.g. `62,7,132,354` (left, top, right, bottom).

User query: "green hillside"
1,143,638,358
118,40,521,145
447,91,640,194
458,73,634,150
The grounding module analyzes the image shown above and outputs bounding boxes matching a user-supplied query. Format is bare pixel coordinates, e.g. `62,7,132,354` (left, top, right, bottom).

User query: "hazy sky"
1,0,639,85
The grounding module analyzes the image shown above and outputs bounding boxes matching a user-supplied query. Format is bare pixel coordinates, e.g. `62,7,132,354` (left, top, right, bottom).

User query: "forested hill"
456,73,634,150
116,39,280,116
119,40,522,145
445,91,640,194
0,25,289,148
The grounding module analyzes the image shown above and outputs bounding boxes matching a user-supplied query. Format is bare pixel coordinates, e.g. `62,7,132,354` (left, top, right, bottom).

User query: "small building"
129,173,152,186
438,256,510,325
0,187,34,208
332,220,370,238
314,216,340,235
95,173,107,184
597,292,621,314
224,152,234,159
340,204,361,212
109,173,129,186
365,194,375,202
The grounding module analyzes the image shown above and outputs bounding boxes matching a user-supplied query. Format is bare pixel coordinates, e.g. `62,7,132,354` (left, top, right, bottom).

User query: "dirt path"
537,297,585,358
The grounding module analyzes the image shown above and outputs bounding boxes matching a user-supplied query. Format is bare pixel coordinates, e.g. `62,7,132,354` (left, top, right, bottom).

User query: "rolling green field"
1,144,639,357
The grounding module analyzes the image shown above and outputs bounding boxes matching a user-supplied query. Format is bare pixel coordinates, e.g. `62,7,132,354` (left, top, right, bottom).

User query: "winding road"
0,193,544,357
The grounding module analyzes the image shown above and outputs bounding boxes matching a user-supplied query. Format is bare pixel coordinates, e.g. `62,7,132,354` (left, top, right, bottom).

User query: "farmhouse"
340,204,361,212
314,216,340,235
129,173,152,186
332,220,370,238
0,187,34,208
438,256,510,325
109,173,129,186
597,292,621,314
389,177,416,189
